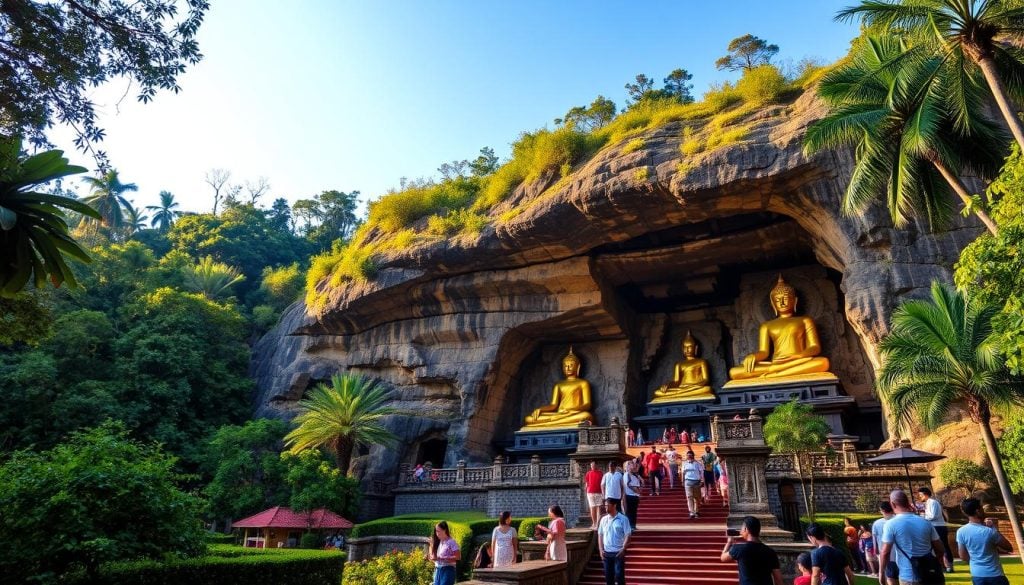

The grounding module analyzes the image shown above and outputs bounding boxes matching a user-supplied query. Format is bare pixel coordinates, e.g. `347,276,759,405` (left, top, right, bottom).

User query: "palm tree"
805,34,1006,234
838,0,1024,151
284,374,401,474
81,169,138,230
121,202,148,236
764,399,831,521
878,281,1024,561
146,191,181,232
0,137,99,296
182,256,245,300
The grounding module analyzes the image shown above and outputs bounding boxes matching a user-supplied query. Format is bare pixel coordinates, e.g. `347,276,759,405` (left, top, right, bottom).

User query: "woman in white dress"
490,511,518,568
536,505,567,561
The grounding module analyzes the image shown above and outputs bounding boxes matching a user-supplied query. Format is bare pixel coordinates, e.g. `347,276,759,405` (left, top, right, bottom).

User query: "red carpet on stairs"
578,484,737,584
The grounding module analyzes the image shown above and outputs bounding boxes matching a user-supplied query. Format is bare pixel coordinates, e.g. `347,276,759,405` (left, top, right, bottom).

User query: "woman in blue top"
956,498,1012,585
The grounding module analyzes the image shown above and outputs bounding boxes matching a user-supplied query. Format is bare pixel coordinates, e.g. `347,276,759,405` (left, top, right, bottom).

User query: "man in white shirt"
601,461,624,508
598,498,631,585
665,445,679,489
872,501,896,585
680,450,704,519
917,486,953,573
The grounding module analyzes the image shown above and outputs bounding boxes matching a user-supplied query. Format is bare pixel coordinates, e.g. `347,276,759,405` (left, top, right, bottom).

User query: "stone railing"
398,455,573,488
766,447,929,476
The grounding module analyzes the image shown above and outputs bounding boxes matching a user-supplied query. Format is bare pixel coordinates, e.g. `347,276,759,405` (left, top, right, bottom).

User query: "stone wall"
393,487,487,516
487,484,581,522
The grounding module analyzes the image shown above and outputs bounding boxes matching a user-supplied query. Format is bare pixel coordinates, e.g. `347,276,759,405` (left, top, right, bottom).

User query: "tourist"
918,486,954,573
956,497,1012,585
623,460,643,531
680,428,690,445
413,463,426,482
601,461,624,508
633,452,646,480
873,501,897,585
665,444,679,489
536,505,567,562
627,427,635,447
806,522,855,585
668,426,678,444
428,521,461,585
584,461,604,529
490,511,518,568
718,456,730,506
844,517,865,573
473,542,492,570
644,445,663,496
879,489,946,585
701,445,718,501
681,449,704,519
720,515,783,585
635,428,644,446
795,551,813,585
662,428,670,444
860,523,878,576
598,498,631,585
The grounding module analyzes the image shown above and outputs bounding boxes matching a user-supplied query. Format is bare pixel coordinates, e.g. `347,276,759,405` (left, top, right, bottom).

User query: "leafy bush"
854,492,882,515
299,532,321,549
735,64,788,106
999,416,1024,495
702,82,743,111
368,177,480,232
517,517,550,540
0,422,207,583
342,548,432,585
207,533,238,545
939,458,994,495
259,263,305,310
350,518,473,577
623,138,645,153
69,546,345,585
426,209,489,236
800,513,877,561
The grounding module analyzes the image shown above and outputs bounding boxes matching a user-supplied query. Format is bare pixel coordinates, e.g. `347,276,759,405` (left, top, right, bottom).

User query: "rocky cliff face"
251,92,983,485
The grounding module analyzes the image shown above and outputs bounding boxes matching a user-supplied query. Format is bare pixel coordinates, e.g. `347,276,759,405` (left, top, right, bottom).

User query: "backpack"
893,541,944,585
473,544,491,569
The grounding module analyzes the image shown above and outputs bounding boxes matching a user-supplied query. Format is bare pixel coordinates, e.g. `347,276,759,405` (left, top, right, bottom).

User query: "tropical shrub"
735,64,789,106
342,549,432,585
939,458,993,496
854,491,881,515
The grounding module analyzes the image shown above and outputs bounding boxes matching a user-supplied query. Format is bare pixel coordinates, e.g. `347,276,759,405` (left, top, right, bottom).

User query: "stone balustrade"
398,455,574,489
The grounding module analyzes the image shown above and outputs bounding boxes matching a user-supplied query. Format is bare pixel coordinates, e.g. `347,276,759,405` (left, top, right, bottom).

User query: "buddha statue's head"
681,331,698,358
770,275,798,316
562,347,581,377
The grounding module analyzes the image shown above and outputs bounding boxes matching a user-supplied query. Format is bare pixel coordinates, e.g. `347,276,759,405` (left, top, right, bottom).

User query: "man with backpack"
879,489,947,585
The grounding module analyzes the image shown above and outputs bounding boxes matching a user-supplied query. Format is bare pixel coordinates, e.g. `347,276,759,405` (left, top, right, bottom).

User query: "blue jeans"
602,551,625,585
972,577,1009,585
432,565,456,585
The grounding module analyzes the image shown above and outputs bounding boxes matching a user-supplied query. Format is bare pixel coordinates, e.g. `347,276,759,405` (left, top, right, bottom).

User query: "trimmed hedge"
517,517,550,540
801,513,877,561
342,548,433,585
206,533,237,545
69,545,345,585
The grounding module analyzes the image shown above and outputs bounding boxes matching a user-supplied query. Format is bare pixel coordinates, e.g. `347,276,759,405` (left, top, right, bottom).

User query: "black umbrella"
865,447,946,489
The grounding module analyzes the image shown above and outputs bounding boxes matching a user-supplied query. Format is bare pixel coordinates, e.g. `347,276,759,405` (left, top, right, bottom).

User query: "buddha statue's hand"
742,353,759,372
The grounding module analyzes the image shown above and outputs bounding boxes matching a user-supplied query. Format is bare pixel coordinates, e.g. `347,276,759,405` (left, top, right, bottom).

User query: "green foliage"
368,177,480,232
285,374,402,474
0,293,52,345
716,34,779,71
765,399,830,520
70,546,345,585
0,137,97,296
623,138,645,153
282,450,362,519
939,458,993,495
800,513,878,562
299,533,321,550
342,548,432,585
183,256,245,300
998,416,1024,495
0,0,206,159
558,95,617,132
735,64,788,106
854,492,881,515
147,191,182,232
81,169,139,233
200,419,291,522
426,208,489,237
0,422,206,583
349,517,474,578
259,263,305,310
955,146,1024,374
517,517,550,540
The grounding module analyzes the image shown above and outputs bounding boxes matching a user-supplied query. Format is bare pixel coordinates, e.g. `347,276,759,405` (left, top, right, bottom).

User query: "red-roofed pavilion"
232,506,353,548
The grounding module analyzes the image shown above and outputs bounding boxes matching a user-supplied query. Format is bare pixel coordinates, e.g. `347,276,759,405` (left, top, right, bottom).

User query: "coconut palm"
764,399,831,521
146,191,181,232
838,0,1024,151
122,202,148,236
81,169,138,230
878,281,1024,561
0,137,99,296
182,256,245,300
284,374,401,474
804,34,1006,234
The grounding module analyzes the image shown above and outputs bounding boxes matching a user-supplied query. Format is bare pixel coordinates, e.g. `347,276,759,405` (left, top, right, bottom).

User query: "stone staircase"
578,484,737,584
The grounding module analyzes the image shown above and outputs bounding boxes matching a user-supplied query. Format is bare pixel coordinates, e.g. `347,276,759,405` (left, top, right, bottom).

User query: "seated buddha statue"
652,331,714,402
522,347,596,430
728,275,834,381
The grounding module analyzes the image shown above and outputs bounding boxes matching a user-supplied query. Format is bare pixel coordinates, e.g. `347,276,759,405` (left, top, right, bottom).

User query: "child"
794,551,812,585
860,524,877,576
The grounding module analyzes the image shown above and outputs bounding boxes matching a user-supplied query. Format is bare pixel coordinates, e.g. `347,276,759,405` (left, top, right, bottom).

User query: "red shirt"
644,451,662,473
584,469,603,493
794,576,811,585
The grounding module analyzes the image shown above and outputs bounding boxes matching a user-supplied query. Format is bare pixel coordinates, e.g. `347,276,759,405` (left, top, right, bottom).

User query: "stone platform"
633,397,715,442
507,428,579,457
706,375,855,435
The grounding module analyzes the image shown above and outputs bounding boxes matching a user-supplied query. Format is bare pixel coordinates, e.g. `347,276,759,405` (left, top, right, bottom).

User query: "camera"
726,528,741,537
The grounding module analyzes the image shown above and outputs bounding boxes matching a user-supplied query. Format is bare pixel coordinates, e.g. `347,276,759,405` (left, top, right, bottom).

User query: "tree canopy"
715,34,779,71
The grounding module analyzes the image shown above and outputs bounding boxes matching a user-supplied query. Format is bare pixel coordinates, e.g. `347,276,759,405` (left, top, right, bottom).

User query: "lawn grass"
852,557,1021,584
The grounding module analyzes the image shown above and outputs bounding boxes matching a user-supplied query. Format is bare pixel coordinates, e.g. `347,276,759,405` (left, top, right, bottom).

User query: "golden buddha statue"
522,347,596,430
727,275,834,382
651,331,715,403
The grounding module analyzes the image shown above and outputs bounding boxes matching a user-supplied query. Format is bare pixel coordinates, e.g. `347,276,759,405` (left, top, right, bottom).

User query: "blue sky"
50,1,862,216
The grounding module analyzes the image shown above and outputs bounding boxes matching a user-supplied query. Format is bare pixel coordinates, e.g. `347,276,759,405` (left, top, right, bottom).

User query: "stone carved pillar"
493,455,505,483
713,411,787,537
841,438,859,470
530,454,541,482
456,460,466,484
